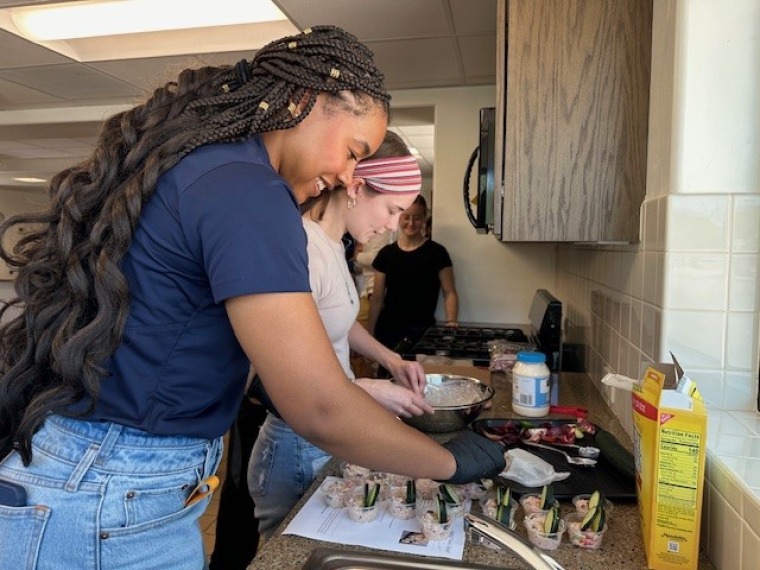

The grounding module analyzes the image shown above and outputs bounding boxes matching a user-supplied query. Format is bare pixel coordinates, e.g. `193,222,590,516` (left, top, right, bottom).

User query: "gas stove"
399,289,562,370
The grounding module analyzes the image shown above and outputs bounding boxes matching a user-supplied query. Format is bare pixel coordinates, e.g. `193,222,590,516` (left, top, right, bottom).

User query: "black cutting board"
471,418,637,502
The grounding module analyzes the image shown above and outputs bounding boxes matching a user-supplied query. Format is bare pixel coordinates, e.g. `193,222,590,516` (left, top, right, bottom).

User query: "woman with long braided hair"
0,26,504,569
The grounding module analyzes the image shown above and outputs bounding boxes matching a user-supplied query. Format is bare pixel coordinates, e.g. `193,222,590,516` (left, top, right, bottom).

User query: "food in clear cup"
319,477,356,508
479,496,517,527
572,492,614,517
519,493,559,515
346,482,381,523
419,495,453,541
420,512,453,540
387,480,417,520
524,510,565,550
564,511,608,549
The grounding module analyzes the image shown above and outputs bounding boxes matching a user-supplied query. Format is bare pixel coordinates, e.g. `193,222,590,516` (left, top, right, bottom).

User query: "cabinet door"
499,0,652,242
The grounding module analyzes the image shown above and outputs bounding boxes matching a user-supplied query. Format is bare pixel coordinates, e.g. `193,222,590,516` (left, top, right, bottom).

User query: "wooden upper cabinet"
494,0,652,242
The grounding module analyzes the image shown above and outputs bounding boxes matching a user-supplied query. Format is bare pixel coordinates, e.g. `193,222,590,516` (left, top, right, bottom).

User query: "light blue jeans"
247,414,331,541
0,414,222,570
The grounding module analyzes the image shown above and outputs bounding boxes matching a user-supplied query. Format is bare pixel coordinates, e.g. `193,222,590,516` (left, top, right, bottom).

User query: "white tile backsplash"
557,188,759,570
728,254,760,311
665,254,728,310
732,196,760,253
668,194,731,252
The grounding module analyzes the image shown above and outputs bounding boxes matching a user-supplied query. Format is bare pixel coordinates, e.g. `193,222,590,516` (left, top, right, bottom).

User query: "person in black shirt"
369,195,459,352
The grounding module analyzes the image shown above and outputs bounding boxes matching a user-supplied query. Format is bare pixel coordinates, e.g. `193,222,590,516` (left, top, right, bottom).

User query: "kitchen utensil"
552,443,600,459
401,374,494,433
524,441,597,467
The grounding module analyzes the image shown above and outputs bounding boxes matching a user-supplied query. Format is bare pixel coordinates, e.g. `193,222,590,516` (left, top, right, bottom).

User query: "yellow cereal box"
632,362,707,570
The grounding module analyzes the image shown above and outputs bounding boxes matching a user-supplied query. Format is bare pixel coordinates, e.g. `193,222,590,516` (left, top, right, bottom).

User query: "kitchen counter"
247,367,717,570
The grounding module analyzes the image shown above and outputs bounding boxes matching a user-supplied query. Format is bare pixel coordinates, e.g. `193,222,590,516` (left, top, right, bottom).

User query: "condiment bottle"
511,351,550,417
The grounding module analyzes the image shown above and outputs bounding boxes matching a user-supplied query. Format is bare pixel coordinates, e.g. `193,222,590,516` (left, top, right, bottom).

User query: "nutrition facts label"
655,427,701,523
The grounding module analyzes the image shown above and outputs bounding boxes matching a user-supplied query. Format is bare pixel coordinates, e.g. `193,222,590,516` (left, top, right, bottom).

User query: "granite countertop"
247,366,716,570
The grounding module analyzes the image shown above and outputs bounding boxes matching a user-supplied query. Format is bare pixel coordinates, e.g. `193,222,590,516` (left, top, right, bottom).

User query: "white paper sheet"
282,476,467,560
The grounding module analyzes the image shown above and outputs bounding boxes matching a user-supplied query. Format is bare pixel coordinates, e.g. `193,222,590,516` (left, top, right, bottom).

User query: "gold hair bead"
330,68,341,79
287,102,297,115
221,84,230,93
304,28,312,34
258,101,270,111
288,41,297,49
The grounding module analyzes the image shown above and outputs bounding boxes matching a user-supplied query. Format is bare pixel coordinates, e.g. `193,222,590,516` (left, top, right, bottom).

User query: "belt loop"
65,444,99,492
64,422,123,492
203,437,222,478
93,422,123,467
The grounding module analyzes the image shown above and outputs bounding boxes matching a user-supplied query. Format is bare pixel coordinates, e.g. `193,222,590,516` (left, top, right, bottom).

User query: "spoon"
552,442,601,459
524,441,598,467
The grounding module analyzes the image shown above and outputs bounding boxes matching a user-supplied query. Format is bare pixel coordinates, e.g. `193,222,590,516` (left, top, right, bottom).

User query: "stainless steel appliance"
400,289,562,371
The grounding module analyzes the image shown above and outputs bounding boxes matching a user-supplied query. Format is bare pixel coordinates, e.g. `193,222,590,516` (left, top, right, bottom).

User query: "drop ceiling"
0,0,498,191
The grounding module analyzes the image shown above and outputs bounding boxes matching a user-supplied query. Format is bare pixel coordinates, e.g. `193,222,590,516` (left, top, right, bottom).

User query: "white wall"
390,86,557,325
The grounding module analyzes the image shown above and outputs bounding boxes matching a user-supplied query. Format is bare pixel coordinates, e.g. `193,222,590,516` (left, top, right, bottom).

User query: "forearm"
226,292,456,479
443,291,459,323
368,295,382,334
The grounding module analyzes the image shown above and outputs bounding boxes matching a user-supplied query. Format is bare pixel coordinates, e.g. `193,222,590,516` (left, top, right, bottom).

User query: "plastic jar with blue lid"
511,351,550,417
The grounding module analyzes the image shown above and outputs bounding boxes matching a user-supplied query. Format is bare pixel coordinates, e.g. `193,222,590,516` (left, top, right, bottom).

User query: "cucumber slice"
497,486,512,507
588,490,602,511
439,483,461,504
539,484,554,509
591,506,606,532
496,502,512,525
405,480,417,504
543,506,560,533
580,506,599,530
365,482,380,507
435,494,448,524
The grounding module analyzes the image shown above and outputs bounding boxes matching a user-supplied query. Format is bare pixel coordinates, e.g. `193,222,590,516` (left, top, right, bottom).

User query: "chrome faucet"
464,512,566,570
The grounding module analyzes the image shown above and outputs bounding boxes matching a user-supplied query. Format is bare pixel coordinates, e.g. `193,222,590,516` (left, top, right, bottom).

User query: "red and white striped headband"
353,155,422,194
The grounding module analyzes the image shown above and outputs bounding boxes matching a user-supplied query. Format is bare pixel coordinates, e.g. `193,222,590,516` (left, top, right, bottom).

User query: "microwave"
463,107,496,234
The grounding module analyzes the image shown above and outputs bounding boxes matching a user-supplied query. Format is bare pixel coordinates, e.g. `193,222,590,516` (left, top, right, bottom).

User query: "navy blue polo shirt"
67,136,310,439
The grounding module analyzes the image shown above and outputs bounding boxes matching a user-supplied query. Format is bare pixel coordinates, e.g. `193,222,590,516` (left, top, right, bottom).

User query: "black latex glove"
442,430,506,484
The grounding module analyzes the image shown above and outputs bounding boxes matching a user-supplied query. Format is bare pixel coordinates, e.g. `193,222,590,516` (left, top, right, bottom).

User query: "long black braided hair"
0,25,392,464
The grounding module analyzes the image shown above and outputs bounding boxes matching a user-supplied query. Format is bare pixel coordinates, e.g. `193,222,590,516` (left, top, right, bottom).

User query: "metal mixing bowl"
402,374,495,433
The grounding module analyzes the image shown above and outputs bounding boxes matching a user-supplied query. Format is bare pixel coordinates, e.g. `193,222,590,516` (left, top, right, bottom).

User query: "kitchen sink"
301,547,521,570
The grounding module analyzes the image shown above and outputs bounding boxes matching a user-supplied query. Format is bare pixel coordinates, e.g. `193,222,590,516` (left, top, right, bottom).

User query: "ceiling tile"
0,63,142,100
449,0,498,34
90,55,207,91
458,33,497,79
278,0,451,39
0,29,72,69
368,38,462,89
0,77,62,109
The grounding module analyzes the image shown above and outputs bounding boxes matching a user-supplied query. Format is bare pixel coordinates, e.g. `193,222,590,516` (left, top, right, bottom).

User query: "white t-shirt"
303,219,359,379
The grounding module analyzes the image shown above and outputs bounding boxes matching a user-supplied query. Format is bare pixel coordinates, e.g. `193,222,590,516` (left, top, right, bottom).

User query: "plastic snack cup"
479,495,517,528
519,493,560,515
346,489,381,523
524,512,565,551
387,487,416,520
320,478,356,508
564,512,608,550
419,510,453,541
572,494,615,518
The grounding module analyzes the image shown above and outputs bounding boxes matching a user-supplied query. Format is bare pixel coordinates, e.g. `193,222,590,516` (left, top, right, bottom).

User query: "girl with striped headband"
247,132,437,542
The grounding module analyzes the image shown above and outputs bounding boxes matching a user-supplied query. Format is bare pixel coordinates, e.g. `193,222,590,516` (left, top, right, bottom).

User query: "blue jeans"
247,414,331,541
0,414,222,570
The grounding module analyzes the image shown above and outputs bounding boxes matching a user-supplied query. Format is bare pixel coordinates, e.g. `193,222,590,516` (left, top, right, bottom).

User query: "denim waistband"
33,415,220,476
